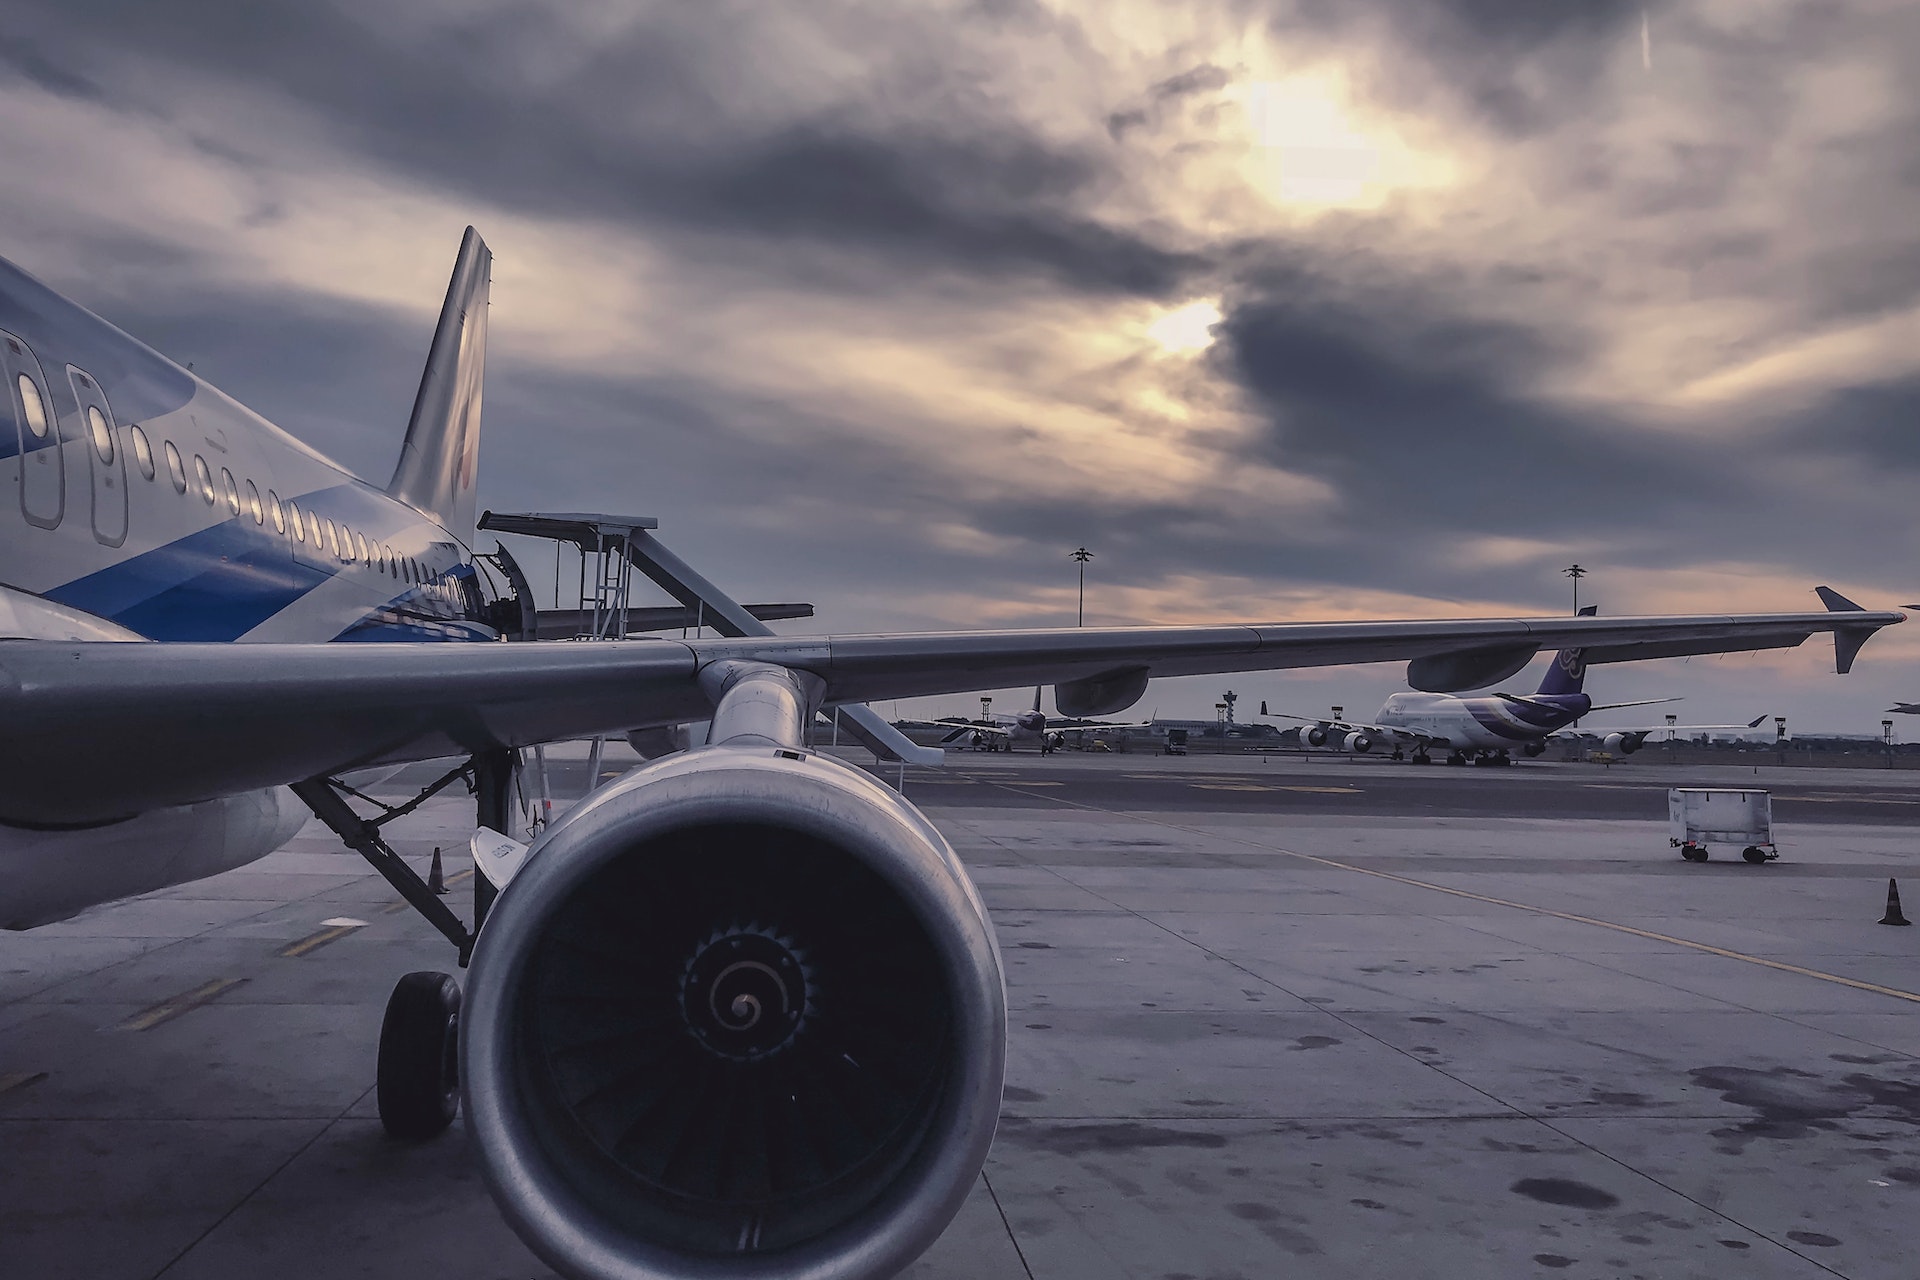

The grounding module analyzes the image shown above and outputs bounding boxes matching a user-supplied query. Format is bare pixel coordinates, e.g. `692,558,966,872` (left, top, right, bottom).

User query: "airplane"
911,687,1151,753
0,227,1902,1280
1262,616,1778,765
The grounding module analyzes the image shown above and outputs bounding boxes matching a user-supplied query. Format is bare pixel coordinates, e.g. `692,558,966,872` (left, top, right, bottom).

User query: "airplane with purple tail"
1263,607,1774,765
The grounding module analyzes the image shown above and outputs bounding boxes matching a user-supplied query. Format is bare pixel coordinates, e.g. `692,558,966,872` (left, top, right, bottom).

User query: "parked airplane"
1263,621,1774,765
0,228,1901,1280
911,687,1150,752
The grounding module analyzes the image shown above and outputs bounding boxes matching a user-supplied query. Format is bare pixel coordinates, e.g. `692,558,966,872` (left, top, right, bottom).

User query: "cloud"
1,0,1918,729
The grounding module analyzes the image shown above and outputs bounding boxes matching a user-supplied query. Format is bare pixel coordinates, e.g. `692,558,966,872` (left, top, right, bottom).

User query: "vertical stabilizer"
1535,603,1598,696
388,227,490,543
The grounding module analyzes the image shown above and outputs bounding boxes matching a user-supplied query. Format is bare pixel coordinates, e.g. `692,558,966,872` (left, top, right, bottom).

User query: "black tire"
378,971,461,1140
1742,847,1769,865
1685,846,1708,862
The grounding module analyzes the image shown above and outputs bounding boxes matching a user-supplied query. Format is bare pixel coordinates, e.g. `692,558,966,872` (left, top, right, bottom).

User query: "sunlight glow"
1147,299,1222,354
1239,73,1452,210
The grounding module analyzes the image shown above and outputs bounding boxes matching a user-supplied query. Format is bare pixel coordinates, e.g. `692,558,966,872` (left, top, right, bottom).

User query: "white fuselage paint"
1371,692,1560,751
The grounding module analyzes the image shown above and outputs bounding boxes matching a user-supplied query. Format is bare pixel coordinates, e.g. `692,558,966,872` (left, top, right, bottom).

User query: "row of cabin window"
12,368,443,592
137,424,435,587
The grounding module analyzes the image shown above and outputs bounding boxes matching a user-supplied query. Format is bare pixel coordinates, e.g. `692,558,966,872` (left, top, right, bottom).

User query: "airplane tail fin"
388,227,491,544
1535,603,1598,696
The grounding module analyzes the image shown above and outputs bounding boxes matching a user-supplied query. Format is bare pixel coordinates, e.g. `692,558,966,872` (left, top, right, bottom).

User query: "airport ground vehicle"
1164,728,1190,755
1670,788,1778,863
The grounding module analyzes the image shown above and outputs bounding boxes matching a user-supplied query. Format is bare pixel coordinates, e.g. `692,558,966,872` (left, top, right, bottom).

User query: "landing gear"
378,971,462,1139
292,748,521,1144
1410,751,1432,765
1445,751,1466,766
1472,751,1513,767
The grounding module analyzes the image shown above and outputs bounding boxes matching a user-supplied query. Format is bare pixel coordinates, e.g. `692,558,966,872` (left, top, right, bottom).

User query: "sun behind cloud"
1147,298,1222,354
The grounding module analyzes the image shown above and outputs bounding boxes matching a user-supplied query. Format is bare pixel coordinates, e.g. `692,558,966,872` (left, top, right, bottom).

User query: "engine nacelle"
1602,732,1645,756
462,746,1006,1280
1340,730,1375,754
1303,724,1332,747
1520,741,1548,758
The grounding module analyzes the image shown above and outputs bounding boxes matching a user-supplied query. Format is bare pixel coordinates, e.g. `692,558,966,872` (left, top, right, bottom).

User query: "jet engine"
461,746,1007,1280
1303,724,1333,748
1602,731,1646,756
1339,730,1376,754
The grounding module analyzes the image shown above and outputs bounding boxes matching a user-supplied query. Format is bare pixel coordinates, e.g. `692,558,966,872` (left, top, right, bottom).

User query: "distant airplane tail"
1534,603,1598,696
388,227,490,544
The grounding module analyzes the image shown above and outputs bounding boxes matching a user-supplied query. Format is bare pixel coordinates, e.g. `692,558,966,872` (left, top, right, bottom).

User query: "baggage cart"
1668,788,1776,864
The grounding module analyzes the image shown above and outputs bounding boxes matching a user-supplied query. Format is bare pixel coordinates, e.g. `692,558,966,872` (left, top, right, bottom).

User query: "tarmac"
5,744,1920,1279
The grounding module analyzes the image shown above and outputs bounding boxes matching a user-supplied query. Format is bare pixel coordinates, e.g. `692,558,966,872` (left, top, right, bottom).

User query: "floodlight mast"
1070,547,1093,626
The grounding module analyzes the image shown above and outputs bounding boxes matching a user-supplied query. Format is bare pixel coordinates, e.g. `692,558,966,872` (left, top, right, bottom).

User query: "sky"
2,0,1918,732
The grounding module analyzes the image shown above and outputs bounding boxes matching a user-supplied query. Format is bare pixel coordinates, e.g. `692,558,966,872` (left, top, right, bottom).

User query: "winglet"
1817,585,1879,674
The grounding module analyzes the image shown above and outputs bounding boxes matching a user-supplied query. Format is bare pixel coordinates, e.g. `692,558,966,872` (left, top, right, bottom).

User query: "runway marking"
1001,781,1064,787
279,920,366,957
0,1071,48,1095
1192,783,1277,792
117,978,248,1031
1275,785,1363,795
986,782,1920,1007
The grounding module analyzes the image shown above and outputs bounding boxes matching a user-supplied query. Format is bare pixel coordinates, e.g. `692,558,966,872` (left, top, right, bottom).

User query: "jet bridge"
477,510,942,766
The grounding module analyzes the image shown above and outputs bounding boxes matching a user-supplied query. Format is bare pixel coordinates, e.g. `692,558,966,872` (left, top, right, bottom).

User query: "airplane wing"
0,602,1897,824
1553,715,1771,740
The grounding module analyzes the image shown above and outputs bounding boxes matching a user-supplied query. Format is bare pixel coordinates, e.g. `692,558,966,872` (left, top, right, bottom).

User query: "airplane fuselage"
1374,690,1592,751
0,253,493,927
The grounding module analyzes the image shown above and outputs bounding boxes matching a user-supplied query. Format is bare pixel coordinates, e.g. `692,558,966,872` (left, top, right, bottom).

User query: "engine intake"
461,747,1005,1280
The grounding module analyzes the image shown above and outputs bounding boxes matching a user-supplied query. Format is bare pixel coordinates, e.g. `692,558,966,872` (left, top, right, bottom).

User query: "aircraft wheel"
377,971,461,1140
1445,752,1465,766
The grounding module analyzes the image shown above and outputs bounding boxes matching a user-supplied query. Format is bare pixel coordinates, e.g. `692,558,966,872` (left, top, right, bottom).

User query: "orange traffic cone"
427,846,447,896
1880,878,1910,927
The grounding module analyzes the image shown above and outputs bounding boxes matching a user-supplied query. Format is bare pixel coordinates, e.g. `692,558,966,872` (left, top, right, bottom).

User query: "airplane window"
164,441,187,492
245,479,263,524
15,374,47,438
308,509,322,546
268,490,286,534
325,518,340,556
129,426,155,480
355,531,368,564
219,467,240,514
194,455,215,504
86,406,113,463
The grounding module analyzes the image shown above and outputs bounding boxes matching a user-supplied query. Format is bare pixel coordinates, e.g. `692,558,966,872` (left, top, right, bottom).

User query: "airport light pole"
1563,564,1587,614
1885,718,1896,770
1070,547,1094,626
1775,716,1787,766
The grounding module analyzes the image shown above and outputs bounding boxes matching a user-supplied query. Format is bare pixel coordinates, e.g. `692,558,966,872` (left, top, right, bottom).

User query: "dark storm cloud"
1209,267,1920,604
6,0,1201,297
0,35,104,101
